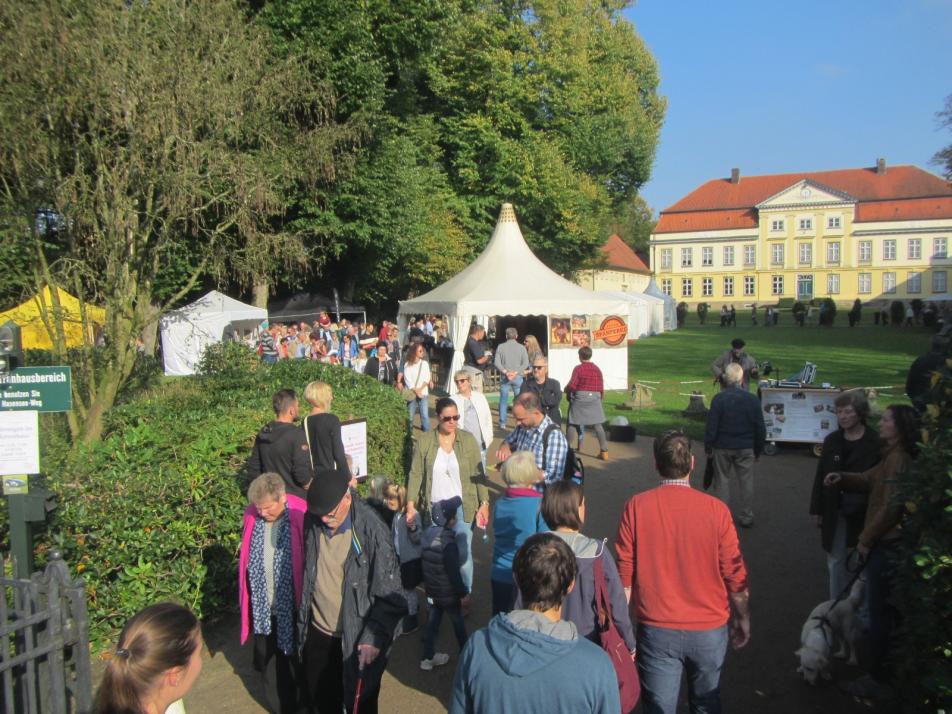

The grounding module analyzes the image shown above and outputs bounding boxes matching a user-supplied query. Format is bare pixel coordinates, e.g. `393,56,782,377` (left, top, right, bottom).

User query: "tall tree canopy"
0,0,353,442
934,93,952,182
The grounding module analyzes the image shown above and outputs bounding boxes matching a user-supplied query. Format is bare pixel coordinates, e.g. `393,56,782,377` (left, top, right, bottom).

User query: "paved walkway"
181,429,879,713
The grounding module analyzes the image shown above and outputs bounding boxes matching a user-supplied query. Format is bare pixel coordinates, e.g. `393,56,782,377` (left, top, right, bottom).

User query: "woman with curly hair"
825,404,918,699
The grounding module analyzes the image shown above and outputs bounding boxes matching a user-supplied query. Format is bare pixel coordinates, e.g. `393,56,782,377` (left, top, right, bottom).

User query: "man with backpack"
495,393,571,491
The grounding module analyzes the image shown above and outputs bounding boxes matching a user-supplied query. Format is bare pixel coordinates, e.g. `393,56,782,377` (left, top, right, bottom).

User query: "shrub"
676,302,688,327
819,298,837,326
792,301,806,324
38,359,411,646
911,298,924,323
890,300,905,327
696,302,709,324
893,359,952,710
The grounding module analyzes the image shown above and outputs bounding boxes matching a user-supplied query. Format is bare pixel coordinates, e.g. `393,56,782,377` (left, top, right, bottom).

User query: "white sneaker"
419,653,450,671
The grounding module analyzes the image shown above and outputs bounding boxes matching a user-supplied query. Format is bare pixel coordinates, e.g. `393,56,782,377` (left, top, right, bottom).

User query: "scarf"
248,514,295,654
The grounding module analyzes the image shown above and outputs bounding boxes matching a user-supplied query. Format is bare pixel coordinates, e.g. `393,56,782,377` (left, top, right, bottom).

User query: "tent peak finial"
497,203,517,224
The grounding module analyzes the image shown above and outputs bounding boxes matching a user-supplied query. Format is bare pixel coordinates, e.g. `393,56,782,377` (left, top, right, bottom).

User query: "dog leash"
808,545,874,649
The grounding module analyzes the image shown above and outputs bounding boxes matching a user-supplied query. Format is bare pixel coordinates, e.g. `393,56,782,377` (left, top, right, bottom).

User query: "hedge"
33,343,411,646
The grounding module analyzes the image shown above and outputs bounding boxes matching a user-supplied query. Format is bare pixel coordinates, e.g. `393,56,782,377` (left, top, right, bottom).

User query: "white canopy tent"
598,291,657,339
398,204,630,392
160,290,267,376
643,278,678,331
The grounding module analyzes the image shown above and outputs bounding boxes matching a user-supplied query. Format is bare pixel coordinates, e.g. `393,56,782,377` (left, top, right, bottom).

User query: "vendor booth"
398,204,630,393
643,278,678,331
160,290,266,376
598,291,664,339
268,291,366,325
0,286,106,349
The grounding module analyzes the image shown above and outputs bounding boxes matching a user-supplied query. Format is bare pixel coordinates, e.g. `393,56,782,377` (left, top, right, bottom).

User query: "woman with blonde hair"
95,603,203,714
302,381,349,477
401,342,433,431
523,334,543,363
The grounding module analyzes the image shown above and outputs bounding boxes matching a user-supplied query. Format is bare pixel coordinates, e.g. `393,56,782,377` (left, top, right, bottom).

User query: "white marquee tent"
644,278,678,331
160,290,267,376
598,291,663,339
398,204,630,392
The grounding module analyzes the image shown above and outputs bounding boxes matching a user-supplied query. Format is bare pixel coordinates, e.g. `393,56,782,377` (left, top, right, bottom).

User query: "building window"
827,216,841,229
771,243,784,266
908,239,921,260
883,272,896,293
681,278,693,297
744,275,755,296
724,276,734,296
907,271,921,294
772,275,784,295
858,273,872,294
702,247,713,267
936,237,948,259
827,273,840,294
660,248,672,269
770,219,784,232
799,218,813,231
681,247,693,268
827,241,840,265
661,278,672,296
799,242,812,265
935,271,948,293
723,246,734,266
858,240,872,263
883,239,896,261
702,277,713,297
744,245,756,266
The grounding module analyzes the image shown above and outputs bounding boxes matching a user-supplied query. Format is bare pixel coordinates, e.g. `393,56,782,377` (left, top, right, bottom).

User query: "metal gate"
0,549,92,714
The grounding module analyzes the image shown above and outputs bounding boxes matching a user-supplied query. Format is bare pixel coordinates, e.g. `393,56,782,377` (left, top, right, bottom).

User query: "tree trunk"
139,301,162,356
252,280,269,309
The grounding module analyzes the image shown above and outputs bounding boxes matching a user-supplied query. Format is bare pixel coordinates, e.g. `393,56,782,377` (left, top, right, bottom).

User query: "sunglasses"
454,378,469,384
532,365,546,370
440,414,461,422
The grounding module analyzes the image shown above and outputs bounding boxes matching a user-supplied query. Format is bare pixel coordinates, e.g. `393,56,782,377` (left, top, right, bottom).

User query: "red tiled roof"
663,165,952,213
655,209,758,234
856,197,952,222
601,234,650,273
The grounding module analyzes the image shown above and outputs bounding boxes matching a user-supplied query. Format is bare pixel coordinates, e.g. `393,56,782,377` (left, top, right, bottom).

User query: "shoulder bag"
402,362,422,403
593,549,640,713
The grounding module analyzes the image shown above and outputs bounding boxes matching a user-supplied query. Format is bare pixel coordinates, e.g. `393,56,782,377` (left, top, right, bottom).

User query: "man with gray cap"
298,468,407,714
711,337,758,390
494,327,529,430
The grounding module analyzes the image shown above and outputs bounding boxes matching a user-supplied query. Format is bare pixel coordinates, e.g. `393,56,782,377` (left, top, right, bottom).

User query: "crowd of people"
94,320,945,714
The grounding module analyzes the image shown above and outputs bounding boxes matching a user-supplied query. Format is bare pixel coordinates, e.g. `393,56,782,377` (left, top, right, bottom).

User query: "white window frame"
883,239,896,261
858,273,872,294
681,278,693,297
827,273,840,294
908,239,921,260
702,277,713,297
907,271,921,294
723,246,734,266
883,272,896,294
798,217,813,231
799,242,812,265
771,243,784,266
743,245,756,266
827,241,840,265
723,276,734,296
772,275,784,295
934,271,948,294
770,219,784,232
681,247,693,268
661,278,672,296
935,237,948,259
701,247,714,267
827,216,841,229
660,248,672,269
743,275,755,296
858,240,872,263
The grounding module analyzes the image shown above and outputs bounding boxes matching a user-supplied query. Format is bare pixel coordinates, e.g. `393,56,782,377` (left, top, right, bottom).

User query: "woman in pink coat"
239,472,306,713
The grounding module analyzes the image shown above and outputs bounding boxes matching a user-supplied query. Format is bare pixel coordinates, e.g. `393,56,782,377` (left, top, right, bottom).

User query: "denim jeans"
453,504,474,592
498,375,524,427
422,603,467,660
637,623,728,714
408,396,430,431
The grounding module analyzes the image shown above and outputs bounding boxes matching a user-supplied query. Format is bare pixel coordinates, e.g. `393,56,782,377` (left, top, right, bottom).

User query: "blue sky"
624,0,952,213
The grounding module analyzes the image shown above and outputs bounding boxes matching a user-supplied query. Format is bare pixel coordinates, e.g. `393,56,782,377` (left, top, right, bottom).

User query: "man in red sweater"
615,430,750,714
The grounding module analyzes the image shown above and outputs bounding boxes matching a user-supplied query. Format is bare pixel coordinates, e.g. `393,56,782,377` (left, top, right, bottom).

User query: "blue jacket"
704,386,766,455
450,613,620,714
490,489,548,583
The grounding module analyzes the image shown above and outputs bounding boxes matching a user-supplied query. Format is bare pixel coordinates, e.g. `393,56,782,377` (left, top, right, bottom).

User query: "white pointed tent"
160,290,267,376
643,278,678,331
398,204,630,392
598,291,656,339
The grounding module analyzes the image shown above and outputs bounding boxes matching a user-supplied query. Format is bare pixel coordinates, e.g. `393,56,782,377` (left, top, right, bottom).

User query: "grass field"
603,319,932,441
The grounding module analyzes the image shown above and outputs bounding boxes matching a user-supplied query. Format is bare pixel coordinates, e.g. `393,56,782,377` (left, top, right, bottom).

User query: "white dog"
796,579,865,684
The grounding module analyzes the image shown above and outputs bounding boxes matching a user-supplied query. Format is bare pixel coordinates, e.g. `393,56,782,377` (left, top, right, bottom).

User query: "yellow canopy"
0,286,106,350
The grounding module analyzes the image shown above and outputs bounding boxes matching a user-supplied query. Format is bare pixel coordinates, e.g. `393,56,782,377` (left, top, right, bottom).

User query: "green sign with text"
0,367,72,412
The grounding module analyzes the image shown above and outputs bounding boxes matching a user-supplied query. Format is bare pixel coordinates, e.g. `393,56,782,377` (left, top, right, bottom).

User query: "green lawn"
605,318,931,440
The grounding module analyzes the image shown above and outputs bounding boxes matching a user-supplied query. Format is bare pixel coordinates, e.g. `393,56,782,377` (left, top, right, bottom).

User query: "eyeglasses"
440,414,461,422
454,378,469,384
532,365,545,370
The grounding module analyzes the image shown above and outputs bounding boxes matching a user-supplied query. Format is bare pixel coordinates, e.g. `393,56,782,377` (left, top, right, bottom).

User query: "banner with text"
549,314,628,349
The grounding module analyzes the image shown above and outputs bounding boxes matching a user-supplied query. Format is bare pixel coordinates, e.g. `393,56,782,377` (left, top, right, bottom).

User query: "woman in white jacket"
451,369,494,468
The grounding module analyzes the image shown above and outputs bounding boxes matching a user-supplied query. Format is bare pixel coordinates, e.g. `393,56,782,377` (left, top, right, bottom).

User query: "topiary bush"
891,300,905,327
696,302,709,324
38,358,411,646
893,357,952,710
818,297,837,326
676,302,688,327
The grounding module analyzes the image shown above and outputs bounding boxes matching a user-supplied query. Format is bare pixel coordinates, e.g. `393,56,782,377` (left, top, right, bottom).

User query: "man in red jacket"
615,430,750,714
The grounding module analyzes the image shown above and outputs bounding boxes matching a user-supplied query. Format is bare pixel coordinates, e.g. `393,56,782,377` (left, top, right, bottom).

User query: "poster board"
549,314,627,349
0,410,40,476
760,387,840,444
340,418,368,480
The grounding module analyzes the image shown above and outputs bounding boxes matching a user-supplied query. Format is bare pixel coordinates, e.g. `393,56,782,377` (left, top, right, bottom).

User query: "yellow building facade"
650,163,952,307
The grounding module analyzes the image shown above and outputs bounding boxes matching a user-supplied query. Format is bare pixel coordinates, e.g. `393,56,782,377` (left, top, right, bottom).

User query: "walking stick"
352,669,364,714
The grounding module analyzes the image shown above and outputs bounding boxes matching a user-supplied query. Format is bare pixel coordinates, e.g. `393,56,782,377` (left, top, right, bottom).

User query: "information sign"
0,366,72,412
340,418,368,480
0,410,40,476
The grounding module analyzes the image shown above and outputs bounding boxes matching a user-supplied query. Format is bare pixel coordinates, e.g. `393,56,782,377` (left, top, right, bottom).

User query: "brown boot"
598,450,609,461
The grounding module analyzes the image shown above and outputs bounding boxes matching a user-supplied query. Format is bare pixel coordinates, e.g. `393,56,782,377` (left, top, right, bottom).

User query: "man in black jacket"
246,389,313,498
363,343,399,386
519,355,563,425
704,363,766,527
299,469,407,714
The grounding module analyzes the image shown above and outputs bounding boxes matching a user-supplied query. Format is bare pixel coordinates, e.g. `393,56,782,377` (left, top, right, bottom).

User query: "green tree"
605,195,657,254
0,0,352,442
934,93,952,182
